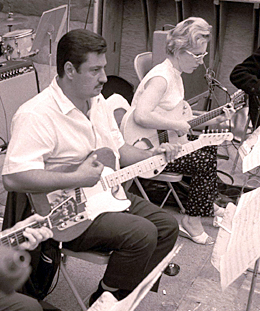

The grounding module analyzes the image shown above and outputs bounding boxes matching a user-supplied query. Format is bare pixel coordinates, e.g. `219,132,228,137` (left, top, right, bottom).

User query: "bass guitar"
30,132,233,234
121,89,245,148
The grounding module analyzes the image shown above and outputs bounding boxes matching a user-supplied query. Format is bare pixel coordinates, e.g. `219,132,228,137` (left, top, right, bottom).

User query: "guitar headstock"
230,89,247,110
198,131,234,146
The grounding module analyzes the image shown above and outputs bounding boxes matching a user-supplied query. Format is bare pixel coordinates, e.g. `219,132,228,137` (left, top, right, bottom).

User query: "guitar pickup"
76,202,86,213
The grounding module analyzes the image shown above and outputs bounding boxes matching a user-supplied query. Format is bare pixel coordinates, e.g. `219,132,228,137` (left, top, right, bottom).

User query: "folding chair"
60,248,111,311
134,52,153,81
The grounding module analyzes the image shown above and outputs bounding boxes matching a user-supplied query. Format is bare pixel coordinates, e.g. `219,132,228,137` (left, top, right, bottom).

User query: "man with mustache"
2,29,180,307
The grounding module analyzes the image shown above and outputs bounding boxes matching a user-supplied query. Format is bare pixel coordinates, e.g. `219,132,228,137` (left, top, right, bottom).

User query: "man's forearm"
2,169,82,193
119,143,153,168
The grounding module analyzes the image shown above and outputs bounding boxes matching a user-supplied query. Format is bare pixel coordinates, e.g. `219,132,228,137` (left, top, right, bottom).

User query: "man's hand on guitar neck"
2,214,53,251
152,142,182,163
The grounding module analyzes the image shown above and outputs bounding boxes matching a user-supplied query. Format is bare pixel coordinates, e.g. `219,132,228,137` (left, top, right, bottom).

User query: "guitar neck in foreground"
0,220,48,248
104,131,233,186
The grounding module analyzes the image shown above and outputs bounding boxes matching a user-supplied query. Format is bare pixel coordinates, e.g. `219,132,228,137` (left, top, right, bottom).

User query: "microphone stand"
203,65,230,161
203,66,215,131
47,25,54,83
204,77,214,112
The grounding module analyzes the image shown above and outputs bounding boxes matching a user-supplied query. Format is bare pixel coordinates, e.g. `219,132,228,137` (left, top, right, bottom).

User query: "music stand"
30,5,68,81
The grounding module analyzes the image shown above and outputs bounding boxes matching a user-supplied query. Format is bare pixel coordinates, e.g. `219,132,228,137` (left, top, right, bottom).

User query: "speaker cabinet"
0,59,39,143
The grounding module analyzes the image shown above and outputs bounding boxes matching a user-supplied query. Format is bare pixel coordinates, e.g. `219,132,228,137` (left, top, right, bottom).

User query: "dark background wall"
1,0,93,23
0,0,258,103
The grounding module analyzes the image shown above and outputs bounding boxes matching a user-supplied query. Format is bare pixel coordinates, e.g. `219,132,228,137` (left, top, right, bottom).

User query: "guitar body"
121,90,246,150
121,106,190,150
51,214,93,242
48,166,131,222
30,148,131,242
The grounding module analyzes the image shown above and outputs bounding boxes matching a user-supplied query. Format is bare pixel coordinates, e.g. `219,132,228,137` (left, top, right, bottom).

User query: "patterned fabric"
165,143,218,217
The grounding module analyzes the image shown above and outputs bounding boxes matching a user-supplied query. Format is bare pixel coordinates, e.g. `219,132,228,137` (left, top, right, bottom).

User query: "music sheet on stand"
211,187,260,291
241,137,260,173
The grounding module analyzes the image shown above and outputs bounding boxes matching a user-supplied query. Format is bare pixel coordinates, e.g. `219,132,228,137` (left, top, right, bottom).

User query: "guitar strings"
0,220,50,247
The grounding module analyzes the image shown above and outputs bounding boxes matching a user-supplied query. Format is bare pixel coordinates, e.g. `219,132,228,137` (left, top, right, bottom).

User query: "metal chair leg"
246,258,260,311
167,182,186,214
60,261,88,311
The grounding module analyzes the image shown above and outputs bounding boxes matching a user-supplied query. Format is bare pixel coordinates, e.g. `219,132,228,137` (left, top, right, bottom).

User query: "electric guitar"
121,89,245,148
30,132,233,233
0,197,84,244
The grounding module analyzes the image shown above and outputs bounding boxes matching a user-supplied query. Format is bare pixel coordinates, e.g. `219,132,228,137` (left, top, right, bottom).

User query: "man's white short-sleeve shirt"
2,76,125,175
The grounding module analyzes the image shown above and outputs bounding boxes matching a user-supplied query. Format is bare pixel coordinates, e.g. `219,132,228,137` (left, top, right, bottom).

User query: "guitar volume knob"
59,222,67,228
74,215,85,222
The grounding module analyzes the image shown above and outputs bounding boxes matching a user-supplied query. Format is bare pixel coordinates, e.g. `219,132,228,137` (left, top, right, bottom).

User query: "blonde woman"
132,17,234,245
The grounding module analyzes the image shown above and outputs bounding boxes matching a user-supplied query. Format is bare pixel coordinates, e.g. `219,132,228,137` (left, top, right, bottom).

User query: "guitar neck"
188,104,227,128
105,139,204,188
0,219,49,248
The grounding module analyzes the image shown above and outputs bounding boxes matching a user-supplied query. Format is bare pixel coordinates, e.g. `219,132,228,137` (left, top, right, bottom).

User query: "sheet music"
211,188,260,290
89,243,183,311
239,135,260,173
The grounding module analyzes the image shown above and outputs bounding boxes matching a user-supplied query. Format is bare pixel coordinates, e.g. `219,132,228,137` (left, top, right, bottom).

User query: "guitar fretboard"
0,220,49,248
105,138,205,188
188,105,227,128
189,90,245,128
157,130,169,144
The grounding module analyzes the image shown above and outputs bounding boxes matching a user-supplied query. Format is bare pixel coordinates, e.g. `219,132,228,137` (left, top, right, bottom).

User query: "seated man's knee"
159,212,179,240
130,218,158,252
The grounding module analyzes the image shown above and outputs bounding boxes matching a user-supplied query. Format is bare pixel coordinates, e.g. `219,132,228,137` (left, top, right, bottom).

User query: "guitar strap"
27,193,51,216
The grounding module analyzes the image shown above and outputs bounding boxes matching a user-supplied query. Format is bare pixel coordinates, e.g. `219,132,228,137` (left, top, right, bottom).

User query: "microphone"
204,68,228,93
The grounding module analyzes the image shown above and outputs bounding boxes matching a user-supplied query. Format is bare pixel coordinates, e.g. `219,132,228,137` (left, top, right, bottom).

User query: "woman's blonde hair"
166,17,212,56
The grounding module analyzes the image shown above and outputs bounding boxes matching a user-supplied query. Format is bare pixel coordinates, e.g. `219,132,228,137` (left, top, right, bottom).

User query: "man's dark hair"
57,29,107,77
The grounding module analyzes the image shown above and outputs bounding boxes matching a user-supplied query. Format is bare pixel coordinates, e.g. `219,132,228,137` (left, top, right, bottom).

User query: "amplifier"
0,59,39,143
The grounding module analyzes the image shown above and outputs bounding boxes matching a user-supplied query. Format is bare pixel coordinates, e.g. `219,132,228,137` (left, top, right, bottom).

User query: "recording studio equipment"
0,59,39,143
2,29,35,59
0,12,27,32
204,67,229,95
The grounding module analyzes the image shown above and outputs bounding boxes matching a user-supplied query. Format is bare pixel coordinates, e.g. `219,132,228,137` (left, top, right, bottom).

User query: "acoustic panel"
0,59,39,143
